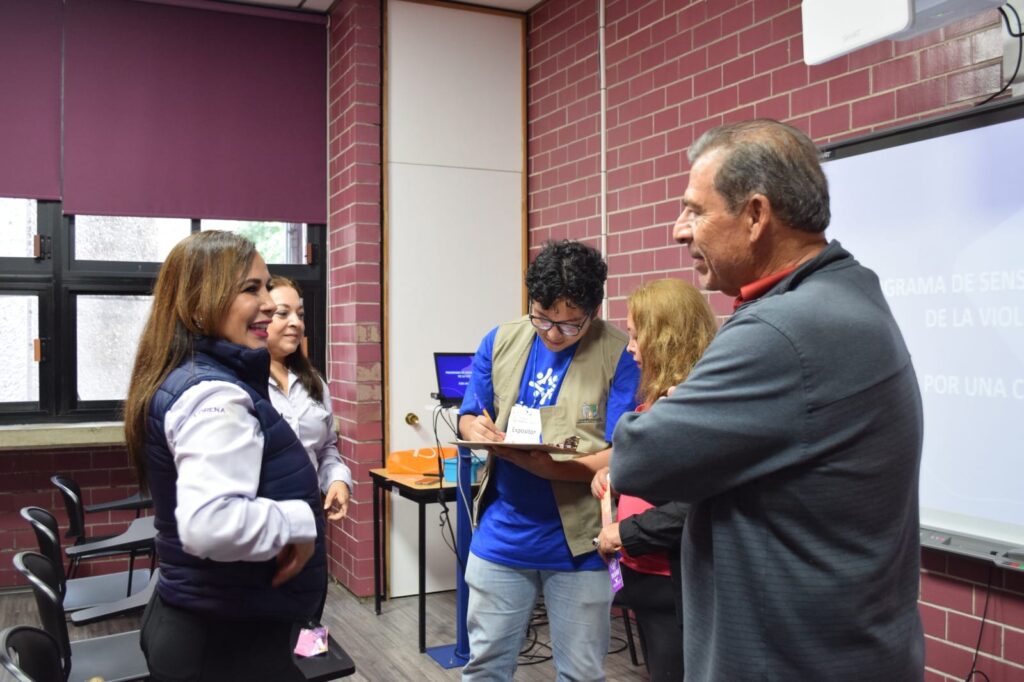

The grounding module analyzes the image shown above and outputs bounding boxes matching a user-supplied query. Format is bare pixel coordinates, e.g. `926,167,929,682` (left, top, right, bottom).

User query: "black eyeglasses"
528,310,592,337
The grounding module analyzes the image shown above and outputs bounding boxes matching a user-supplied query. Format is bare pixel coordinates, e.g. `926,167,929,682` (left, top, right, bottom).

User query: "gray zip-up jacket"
612,240,924,681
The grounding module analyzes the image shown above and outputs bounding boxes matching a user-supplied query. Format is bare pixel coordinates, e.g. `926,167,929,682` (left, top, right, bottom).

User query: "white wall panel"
387,163,522,376
385,0,524,597
387,0,523,171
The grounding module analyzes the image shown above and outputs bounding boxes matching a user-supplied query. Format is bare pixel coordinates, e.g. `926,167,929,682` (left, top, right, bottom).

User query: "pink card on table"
294,625,329,657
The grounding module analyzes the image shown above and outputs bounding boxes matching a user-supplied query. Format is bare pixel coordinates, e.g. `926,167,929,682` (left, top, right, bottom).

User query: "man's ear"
746,193,772,243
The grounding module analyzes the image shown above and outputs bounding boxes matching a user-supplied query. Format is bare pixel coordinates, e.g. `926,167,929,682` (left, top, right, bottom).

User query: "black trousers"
620,563,684,681
140,593,305,682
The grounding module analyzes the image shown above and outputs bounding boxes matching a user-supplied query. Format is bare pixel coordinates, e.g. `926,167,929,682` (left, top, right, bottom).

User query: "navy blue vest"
146,336,326,622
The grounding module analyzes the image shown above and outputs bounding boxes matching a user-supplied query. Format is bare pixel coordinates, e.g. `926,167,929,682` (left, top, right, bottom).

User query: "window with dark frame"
0,199,326,425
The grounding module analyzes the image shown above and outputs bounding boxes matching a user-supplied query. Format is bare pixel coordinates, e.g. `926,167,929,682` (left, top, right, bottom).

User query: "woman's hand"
324,480,351,521
271,541,315,587
596,522,622,561
591,467,611,499
459,412,504,443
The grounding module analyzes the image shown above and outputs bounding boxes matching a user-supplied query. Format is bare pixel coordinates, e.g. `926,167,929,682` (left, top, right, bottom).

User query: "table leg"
454,447,473,663
373,477,382,615
418,498,426,653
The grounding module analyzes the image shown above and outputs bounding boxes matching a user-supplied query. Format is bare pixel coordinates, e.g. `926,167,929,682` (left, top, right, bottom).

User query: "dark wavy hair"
525,240,607,313
268,276,325,406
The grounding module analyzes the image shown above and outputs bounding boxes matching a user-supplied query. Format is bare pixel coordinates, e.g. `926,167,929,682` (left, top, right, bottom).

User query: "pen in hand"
476,406,505,443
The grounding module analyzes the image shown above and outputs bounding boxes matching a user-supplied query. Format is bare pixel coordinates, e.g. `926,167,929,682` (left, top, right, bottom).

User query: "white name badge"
505,403,542,444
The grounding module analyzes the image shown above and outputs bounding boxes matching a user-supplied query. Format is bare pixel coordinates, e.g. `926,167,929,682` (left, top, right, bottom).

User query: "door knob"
405,412,420,426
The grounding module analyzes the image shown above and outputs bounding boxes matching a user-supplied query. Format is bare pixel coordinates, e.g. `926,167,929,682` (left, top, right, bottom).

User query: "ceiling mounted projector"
802,0,1006,66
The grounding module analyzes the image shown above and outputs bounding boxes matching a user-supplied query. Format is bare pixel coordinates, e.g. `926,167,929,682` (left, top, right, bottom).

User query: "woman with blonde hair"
593,278,716,681
124,231,325,681
497,278,717,680
624,278,717,409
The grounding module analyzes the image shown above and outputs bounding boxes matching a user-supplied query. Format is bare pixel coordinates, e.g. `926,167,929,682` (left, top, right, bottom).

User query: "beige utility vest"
474,315,629,557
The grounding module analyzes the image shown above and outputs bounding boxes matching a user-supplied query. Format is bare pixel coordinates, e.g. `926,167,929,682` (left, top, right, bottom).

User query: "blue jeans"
461,553,612,682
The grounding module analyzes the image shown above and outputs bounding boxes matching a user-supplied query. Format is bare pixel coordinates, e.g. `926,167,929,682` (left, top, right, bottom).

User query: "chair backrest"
13,552,71,677
0,625,64,682
19,507,68,599
50,475,86,542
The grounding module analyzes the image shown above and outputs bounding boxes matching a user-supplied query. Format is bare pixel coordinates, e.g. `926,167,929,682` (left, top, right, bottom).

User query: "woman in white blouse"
267,276,352,521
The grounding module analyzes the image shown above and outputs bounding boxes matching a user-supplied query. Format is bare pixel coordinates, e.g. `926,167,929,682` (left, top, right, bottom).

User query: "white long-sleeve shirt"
268,371,353,495
164,381,318,562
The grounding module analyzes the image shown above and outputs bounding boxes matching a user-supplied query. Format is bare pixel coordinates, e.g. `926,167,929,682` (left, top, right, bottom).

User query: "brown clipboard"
451,439,578,454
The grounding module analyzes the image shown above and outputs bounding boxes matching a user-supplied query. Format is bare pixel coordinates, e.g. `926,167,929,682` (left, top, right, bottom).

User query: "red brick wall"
0,446,149,589
528,0,1023,679
922,549,1024,680
529,0,1008,324
325,0,384,597
528,0,602,254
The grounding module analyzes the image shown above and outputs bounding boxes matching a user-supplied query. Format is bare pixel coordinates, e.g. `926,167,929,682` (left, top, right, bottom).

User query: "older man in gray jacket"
611,119,924,681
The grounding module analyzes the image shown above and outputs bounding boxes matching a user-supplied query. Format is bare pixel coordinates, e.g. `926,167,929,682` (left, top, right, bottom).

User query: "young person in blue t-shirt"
458,240,640,681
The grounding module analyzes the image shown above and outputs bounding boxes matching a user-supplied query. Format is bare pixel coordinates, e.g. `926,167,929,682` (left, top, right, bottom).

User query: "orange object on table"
385,447,456,475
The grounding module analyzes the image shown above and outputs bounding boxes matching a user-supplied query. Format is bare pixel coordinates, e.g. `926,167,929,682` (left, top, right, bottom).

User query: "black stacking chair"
0,625,63,682
21,506,152,613
14,551,149,682
50,474,119,574
50,474,153,579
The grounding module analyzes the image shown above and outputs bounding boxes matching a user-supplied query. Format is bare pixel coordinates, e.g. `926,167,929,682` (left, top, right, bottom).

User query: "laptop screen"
433,352,474,406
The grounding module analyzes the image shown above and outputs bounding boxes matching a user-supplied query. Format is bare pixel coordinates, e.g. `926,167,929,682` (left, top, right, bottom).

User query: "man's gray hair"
688,119,830,233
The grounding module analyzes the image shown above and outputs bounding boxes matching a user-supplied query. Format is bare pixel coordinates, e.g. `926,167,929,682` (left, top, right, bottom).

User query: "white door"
385,0,524,597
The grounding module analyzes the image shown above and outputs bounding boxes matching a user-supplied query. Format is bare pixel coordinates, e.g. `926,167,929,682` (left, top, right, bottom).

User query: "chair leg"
127,549,137,597
634,616,649,669
620,607,640,667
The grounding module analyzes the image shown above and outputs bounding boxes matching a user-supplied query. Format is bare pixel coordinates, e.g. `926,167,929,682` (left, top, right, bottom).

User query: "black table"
293,632,356,680
369,468,477,653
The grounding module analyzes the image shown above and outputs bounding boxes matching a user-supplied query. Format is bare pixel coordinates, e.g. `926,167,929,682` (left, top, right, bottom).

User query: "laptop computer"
433,352,474,408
